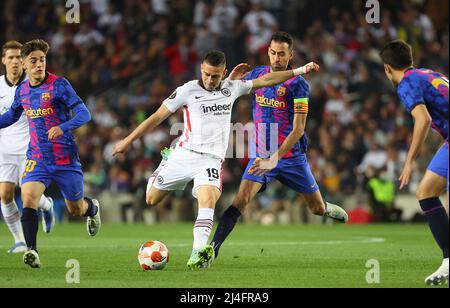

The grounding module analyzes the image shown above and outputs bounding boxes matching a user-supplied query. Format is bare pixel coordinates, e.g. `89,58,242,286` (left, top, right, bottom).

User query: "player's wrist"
293,66,307,76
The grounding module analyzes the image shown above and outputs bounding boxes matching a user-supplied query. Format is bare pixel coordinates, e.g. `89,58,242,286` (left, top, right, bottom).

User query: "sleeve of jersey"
234,80,254,97
397,78,425,113
59,103,91,133
0,89,24,128
243,69,256,81
57,78,91,132
163,86,185,113
293,79,311,114
58,77,84,109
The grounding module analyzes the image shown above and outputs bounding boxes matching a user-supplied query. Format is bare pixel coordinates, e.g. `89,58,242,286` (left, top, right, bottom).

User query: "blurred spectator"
243,0,278,54
366,167,403,222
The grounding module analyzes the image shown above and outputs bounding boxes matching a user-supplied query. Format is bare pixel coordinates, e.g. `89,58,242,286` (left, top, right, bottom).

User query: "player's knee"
416,186,437,200
233,196,250,212
0,190,14,204
21,193,38,209
146,195,160,207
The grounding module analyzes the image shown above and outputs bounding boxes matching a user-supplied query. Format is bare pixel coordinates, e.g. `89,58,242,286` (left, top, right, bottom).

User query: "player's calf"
308,201,326,216
146,189,170,207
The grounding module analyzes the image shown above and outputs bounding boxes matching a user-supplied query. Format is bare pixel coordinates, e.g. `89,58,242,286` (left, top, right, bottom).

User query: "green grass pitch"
0,223,447,288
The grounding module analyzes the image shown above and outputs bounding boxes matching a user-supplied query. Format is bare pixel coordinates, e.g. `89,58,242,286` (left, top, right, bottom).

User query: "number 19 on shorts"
207,168,220,180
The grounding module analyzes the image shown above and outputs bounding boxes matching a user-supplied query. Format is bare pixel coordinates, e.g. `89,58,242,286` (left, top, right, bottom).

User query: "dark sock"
83,197,98,217
211,206,242,258
419,198,449,259
21,208,39,252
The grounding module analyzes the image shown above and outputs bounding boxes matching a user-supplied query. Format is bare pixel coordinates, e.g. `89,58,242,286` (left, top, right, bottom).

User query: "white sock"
1,201,26,244
193,208,214,250
39,195,52,211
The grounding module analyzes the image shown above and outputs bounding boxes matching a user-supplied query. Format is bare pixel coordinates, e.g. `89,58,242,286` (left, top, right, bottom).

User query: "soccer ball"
138,241,170,271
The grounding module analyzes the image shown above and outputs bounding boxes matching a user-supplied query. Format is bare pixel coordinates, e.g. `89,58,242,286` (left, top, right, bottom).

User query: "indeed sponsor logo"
201,103,232,114
25,107,55,119
256,95,286,109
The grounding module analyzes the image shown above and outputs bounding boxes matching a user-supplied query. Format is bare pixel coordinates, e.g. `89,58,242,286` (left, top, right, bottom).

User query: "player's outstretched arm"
0,106,23,129
251,62,319,90
113,104,173,156
399,104,432,189
48,103,92,140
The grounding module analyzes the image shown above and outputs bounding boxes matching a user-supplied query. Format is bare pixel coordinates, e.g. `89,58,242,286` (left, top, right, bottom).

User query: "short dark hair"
380,40,413,70
21,39,50,59
270,32,294,50
203,50,226,67
2,41,23,57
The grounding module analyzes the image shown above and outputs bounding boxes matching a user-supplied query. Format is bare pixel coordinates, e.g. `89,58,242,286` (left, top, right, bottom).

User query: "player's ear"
1,56,5,66
223,68,228,79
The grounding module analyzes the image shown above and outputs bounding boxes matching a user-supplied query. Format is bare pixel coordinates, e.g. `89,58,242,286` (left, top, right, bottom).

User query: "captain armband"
294,98,309,114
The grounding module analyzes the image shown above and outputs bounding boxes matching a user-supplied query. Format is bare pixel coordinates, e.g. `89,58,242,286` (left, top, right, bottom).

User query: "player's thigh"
53,165,85,202
21,182,46,209
192,155,223,200
419,145,448,199
236,158,276,210
0,154,23,200
196,186,221,209
232,180,264,211
277,157,319,194
147,148,194,205
416,170,447,200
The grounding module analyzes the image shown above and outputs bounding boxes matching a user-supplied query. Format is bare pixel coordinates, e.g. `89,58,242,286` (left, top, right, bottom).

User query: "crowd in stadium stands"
1,0,448,224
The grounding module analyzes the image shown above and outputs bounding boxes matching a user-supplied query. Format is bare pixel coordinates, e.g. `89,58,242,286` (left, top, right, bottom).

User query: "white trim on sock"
193,208,215,250
1,201,26,243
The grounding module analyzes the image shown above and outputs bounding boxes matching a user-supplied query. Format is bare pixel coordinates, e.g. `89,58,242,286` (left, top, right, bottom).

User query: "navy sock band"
21,208,39,252
211,206,242,258
419,198,449,259
83,197,98,217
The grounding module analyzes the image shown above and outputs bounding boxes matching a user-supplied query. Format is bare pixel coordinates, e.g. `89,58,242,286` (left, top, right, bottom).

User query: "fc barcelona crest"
42,92,51,102
277,86,286,97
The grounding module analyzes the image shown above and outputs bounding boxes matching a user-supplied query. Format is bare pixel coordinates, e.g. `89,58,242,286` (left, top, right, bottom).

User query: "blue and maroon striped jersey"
397,68,449,141
10,73,84,165
244,66,310,159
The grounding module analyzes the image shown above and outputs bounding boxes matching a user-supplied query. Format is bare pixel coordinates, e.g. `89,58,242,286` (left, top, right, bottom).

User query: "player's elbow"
84,109,92,123
293,129,305,140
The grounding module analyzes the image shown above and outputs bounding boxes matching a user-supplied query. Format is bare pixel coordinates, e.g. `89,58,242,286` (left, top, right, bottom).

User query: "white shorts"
0,153,27,186
147,147,223,199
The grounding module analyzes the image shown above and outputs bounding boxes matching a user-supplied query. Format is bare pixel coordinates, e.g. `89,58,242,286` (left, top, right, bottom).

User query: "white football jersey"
0,74,30,155
163,79,253,159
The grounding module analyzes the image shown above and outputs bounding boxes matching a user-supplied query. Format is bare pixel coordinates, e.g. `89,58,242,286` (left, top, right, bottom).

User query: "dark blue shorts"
242,155,319,194
428,142,449,192
21,160,84,201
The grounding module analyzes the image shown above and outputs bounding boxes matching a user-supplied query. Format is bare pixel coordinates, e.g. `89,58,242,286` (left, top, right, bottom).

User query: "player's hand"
112,140,130,157
47,127,64,141
229,63,252,80
298,62,320,75
399,161,414,190
251,157,279,177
